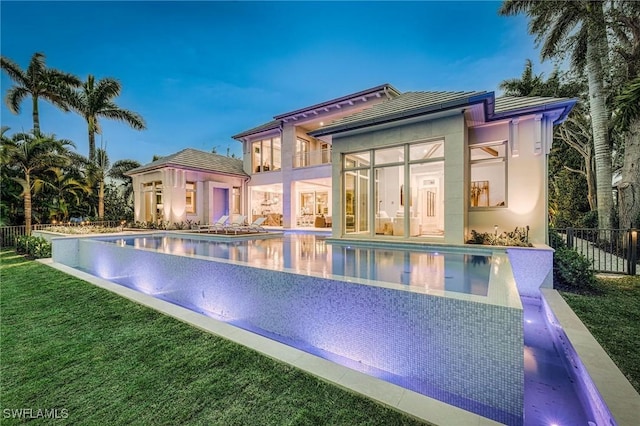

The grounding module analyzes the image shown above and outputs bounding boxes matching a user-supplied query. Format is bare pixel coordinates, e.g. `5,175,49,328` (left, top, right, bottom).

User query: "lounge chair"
242,216,267,233
224,215,246,234
198,215,228,233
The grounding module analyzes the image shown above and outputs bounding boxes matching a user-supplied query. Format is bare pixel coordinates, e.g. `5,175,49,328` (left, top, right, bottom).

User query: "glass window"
410,141,444,161
252,137,282,173
185,182,196,214
470,142,507,207
143,181,163,223
375,165,404,236
343,168,369,234
344,152,370,169
232,187,241,214
296,138,309,167
375,146,404,165
343,139,444,238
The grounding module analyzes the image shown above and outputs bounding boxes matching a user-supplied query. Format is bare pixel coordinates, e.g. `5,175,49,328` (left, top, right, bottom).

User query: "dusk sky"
0,1,555,164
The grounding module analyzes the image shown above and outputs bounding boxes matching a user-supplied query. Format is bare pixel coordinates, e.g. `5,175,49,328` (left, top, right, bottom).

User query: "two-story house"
127,83,576,245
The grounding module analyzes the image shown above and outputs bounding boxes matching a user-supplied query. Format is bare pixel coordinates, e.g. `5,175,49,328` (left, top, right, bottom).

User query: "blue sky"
1,1,553,164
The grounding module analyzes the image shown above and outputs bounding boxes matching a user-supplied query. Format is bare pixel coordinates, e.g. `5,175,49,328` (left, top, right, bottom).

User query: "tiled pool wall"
540,294,615,425
53,236,524,423
506,246,554,298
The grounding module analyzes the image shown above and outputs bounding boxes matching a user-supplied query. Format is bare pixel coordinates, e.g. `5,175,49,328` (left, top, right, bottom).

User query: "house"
126,149,248,225
128,83,576,244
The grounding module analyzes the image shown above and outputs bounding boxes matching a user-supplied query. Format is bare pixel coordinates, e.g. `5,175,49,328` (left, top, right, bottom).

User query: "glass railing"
294,148,331,168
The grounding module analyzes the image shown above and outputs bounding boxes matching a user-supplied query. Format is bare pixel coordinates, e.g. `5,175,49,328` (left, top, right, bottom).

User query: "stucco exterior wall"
468,116,548,244
131,167,245,225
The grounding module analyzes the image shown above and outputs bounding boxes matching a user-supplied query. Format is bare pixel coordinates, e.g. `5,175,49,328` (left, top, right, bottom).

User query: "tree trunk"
98,180,104,220
32,96,40,135
88,128,96,163
618,118,640,228
24,173,32,235
585,148,597,211
586,24,613,230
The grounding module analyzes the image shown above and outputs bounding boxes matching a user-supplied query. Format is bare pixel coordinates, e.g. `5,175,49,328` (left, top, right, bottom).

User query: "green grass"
560,274,640,393
0,249,426,425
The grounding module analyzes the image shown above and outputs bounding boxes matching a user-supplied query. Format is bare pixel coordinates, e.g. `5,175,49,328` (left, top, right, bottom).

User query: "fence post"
567,227,574,249
629,228,638,276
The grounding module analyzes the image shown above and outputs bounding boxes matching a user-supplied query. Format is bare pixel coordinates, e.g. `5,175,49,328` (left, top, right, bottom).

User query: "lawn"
560,274,640,393
0,249,426,425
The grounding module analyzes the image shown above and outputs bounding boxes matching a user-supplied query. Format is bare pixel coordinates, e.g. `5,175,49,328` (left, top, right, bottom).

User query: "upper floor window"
469,141,507,208
252,137,281,173
185,182,196,214
295,138,310,167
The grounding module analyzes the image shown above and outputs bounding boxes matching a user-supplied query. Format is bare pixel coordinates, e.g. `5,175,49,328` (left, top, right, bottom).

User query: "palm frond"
99,105,147,130
0,55,27,85
5,86,29,114
108,159,141,180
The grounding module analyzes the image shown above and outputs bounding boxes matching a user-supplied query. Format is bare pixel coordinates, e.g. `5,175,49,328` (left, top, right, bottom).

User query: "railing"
293,148,331,168
551,227,639,275
0,221,125,247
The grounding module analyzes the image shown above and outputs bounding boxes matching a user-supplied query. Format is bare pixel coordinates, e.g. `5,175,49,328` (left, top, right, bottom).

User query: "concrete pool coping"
41,258,501,426
541,288,640,426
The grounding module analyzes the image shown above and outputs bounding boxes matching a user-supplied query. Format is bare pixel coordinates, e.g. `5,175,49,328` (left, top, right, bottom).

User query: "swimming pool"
50,232,599,425
54,232,523,423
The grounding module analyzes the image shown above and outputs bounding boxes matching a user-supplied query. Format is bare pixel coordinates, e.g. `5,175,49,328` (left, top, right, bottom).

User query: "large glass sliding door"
342,139,444,238
343,152,370,234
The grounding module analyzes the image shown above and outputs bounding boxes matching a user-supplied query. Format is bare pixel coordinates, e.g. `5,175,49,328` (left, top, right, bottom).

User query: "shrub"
548,228,566,250
467,227,533,247
577,210,598,228
15,235,52,259
553,246,595,290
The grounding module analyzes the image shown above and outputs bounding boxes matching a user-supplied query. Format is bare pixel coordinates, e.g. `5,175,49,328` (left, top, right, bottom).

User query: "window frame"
469,140,508,209
185,182,196,214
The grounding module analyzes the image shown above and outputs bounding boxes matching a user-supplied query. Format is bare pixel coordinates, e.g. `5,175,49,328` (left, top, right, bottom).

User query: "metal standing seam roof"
232,84,401,140
231,119,281,140
234,90,577,141
493,96,575,118
126,148,248,177
309,91,491,137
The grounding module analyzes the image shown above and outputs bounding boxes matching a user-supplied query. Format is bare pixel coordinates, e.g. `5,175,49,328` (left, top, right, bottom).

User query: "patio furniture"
242,216,267,233
224,215,246,234
198,215,228,233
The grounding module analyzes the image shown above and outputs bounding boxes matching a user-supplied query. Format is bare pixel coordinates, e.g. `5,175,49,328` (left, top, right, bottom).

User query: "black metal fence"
551,228,639,275
0,221,125,248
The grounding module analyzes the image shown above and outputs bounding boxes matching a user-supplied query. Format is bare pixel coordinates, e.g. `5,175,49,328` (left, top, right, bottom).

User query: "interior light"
319,121,324,126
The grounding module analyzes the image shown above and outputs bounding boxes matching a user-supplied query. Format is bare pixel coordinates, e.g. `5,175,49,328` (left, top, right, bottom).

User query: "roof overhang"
274,84,400,124
489,99,577,125
126,163,248,178
310,92,493,138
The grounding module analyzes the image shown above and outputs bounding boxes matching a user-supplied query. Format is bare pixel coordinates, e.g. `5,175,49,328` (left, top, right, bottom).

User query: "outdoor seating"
242,216,267,233
198,215,228,233
223,215,246,234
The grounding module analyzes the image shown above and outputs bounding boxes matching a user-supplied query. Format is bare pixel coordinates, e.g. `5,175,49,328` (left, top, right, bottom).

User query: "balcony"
294,148,331,168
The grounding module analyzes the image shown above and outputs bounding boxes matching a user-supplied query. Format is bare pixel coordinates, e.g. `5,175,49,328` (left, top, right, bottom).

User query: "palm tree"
615,77,640,227
1,131,74,234
109,158,141,204
93,147,111,220
68,75,146,162
500,1,614,229
1,52,81,134
42,168,91,222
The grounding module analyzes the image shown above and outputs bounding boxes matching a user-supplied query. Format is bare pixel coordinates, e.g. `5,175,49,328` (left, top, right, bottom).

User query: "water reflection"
104,234,490,296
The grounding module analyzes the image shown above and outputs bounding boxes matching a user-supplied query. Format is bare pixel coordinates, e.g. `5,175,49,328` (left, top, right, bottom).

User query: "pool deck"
40,258,640,426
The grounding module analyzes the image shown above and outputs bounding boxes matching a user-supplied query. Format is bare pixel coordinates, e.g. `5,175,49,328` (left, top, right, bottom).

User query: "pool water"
99,234,492,296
